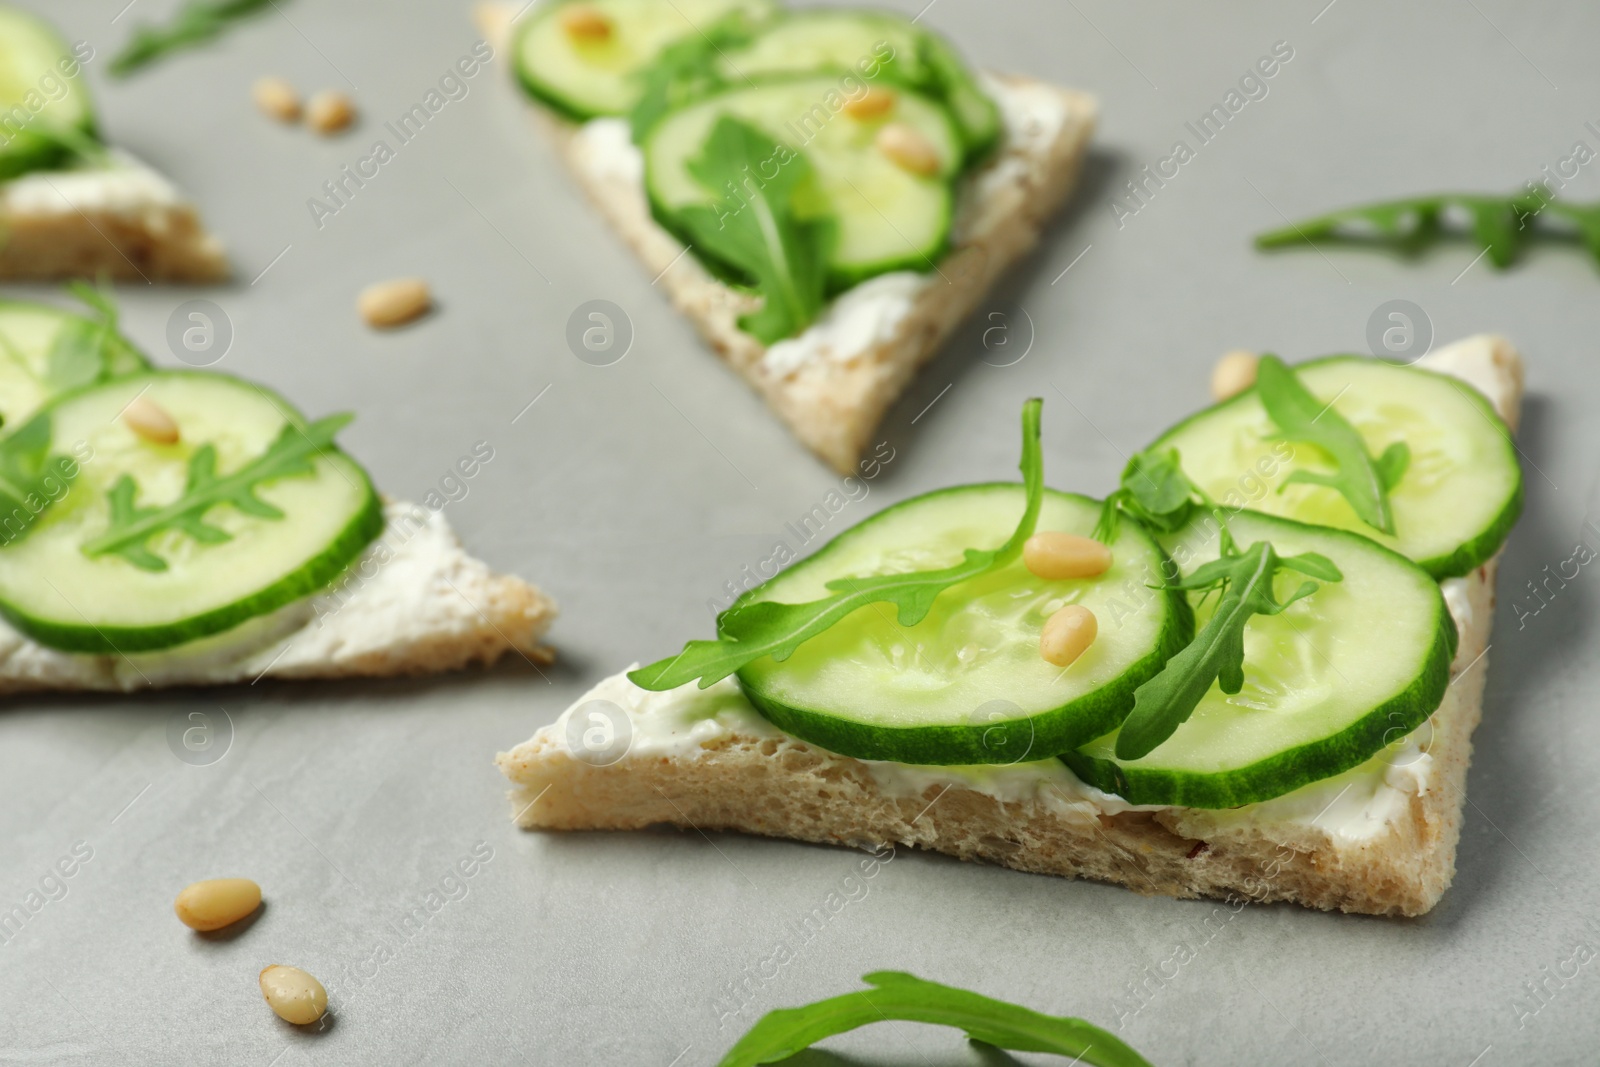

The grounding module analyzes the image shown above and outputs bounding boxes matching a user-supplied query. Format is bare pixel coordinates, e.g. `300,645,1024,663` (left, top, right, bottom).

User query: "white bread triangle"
497,336,1523,917
0,499,555,694
478,3,1096,473
0,151,227,282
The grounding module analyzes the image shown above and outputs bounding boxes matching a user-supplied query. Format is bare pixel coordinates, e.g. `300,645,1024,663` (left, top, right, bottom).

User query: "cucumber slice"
644,76,962,286
1151,356,1522,579
1062,509,1456,808
735,484,1190,765
0,299,149,432
0,371,382,653
0,8,96,180
513,0,776,120
715,11,1000,159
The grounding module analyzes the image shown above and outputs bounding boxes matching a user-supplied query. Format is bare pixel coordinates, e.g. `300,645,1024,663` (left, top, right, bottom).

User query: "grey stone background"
2,1,1597,1064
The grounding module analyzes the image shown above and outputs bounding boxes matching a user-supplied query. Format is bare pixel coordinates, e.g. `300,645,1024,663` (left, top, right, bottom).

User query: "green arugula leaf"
110,0,278,77
17,122,109,172
672,117,832,344
81,412,351,572
717,971,1154,1067
0,414,79,547
630,399,1044,691
42,282,132,391
1255,191,1600,271
1255,355,1408,535
1093,447,1211,543
627,9,761,139
1114,539,1342,761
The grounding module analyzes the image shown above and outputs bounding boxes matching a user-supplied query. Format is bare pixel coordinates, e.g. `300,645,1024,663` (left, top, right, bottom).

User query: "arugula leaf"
17,122,109,172
1256,355,1408,535
1093,447,1209,543
81,413,351,571
42,283,134,391
1114,539,1342,761
627,8,762,139
672,117,832,344
0,415,78,547
110,0,278,77
1255,191,1600,271
631,399,1044,691
717,971,1154,1067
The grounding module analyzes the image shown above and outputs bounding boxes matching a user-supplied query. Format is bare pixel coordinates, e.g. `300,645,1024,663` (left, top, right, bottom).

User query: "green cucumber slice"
1151,356,1522,579
735,484,1190,765
0,8,97,181
1062,509,1455,808
0,371,382,653
512,0,776,120
643,76,962,287
714,11,999,159
0,299,149,432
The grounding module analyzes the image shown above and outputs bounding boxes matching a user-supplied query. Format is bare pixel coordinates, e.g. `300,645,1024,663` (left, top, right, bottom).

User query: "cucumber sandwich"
0,5,226,281
479,1,1096,473
499,336,1525,916
0,291,553,694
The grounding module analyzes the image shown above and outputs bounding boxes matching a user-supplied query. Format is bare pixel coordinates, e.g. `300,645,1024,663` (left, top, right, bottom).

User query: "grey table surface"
2,1,1598,1065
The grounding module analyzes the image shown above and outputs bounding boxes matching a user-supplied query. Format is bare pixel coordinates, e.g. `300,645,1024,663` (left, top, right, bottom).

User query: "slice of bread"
477,3,1097,473
497,336,1523,917
0,152,227,282
0,499,555,694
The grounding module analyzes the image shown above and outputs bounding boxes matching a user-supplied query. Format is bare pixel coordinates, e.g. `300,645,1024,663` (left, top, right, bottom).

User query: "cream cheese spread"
0,500,490,691
0,151,186,222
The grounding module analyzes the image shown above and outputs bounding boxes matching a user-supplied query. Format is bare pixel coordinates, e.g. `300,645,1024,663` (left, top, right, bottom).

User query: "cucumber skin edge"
0,459,385,656
734,485,1196,766
1148,354,1524,581
1061,513,1462,809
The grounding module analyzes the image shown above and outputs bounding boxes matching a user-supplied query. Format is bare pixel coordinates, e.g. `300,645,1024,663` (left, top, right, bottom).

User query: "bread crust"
0,202,227,283
498,338,1524,917
478,3,1096,472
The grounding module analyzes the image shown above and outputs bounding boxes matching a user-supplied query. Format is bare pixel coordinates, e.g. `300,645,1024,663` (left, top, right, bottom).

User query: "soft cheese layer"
521,336,1514,844
0,501,511,690
1,151,187,221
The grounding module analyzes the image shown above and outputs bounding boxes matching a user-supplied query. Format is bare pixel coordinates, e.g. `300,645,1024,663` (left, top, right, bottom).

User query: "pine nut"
1041,604,1097,667
1211,350,1259,401
1023,532,1112,580
252,77,301,123
259,965,328,1025
843,87,896,120
560,4,614,42
358,278,432,329
122,395,180,445
305,90,356,135
173,878,261,931
875,123,941,177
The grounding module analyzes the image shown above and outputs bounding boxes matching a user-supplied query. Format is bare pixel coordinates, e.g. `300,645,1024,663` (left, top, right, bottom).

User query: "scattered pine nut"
252,77,301,123
843,87,896,120
560,4,614,42
1024,532,1113,580
305,90,356,135
122,395,180,445
1211,350,1260,401
875,122,941,177
173,878,261,932
1041,604,1097,667
259,965,328,1025
358,278,432,329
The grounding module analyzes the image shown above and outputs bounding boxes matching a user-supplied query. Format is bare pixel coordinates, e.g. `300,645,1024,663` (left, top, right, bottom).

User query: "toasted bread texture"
0,154,228,283
497,336,1524,917
0,500,555,694
478,3,1096,473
